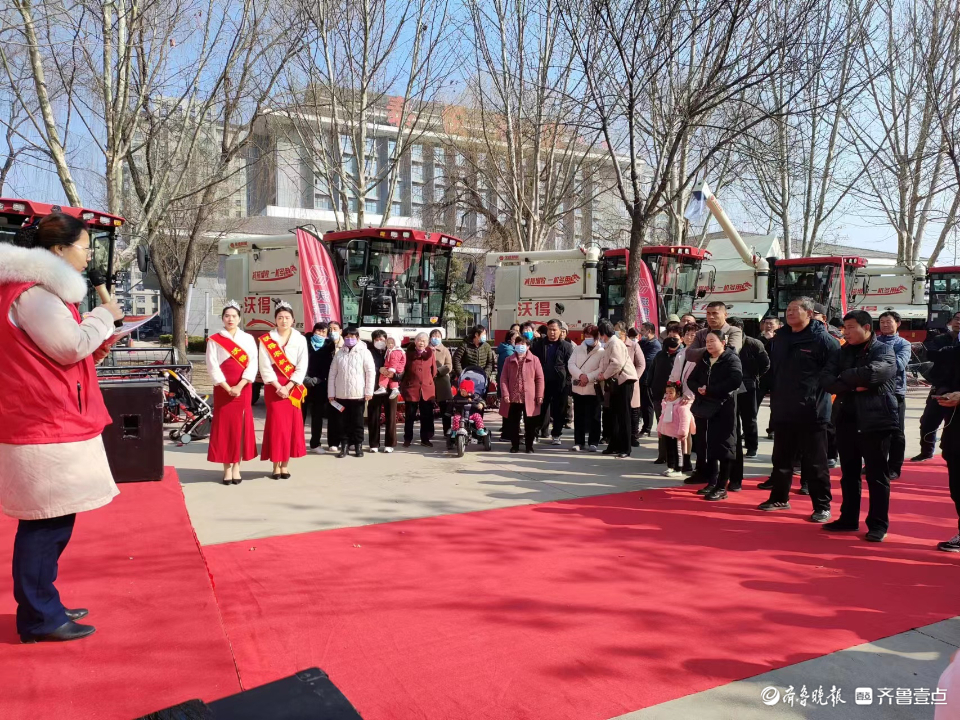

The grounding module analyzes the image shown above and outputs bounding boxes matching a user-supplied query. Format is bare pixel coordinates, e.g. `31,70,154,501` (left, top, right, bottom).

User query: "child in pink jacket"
374,334,406,399
657,382,695,478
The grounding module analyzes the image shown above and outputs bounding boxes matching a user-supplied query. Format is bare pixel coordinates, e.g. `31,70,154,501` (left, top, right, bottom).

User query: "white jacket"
599,335,638,384
567,343,605,396
258,329,308,385
206,329,258,386
668,346,696,401
328,343,376,399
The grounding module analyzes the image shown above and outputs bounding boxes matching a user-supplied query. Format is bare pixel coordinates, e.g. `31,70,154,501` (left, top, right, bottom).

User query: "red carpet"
0,468,240,720
203,460,960,720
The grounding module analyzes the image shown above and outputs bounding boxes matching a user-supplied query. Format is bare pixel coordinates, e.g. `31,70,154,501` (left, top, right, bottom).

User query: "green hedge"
157,334,206,352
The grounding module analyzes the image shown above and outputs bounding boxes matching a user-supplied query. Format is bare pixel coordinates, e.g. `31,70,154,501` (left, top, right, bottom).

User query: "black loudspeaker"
99,380,164,483
136,668,364,720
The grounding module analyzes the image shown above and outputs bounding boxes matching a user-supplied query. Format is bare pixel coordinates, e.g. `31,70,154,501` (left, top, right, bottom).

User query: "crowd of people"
203,296,960,553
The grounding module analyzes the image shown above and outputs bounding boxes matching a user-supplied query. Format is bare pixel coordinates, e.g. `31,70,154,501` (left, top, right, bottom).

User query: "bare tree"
278,0,452,231
848,0,958,266
0,33,48,193
560,0,841,325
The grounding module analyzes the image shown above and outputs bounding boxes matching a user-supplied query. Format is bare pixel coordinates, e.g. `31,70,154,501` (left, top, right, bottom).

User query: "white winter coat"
258,329,308,385
567,342,605,396
328,343,376,400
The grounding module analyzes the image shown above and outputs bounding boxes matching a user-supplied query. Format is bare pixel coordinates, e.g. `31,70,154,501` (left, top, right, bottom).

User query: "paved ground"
165,387,955,718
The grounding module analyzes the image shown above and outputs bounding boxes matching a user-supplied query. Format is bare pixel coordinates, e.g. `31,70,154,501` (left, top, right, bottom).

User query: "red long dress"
207,356,257,462
259,332,308,463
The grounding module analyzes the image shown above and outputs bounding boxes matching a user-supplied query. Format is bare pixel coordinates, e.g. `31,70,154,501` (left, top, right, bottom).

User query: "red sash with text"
209,333,250,370
260,336,307,409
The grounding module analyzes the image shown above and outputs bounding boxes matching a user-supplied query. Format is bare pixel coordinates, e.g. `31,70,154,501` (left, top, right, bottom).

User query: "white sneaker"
327,446,339,453
388,388,400,399
551,437,562,446
587,445,599,452
570,445,581,452
662,469,684,478
312,446,326,455
384,446,394,453
369,446,379,453
373,387,387,395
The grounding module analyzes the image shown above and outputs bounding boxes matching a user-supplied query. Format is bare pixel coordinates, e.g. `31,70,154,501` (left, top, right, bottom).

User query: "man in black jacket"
636,323,662,436
727,317,770,457
758,315,780,439
930,344,960,551
302,321,337,452
820,311,898,541
531,318,574,443
758,297,841,522
913,312,960,460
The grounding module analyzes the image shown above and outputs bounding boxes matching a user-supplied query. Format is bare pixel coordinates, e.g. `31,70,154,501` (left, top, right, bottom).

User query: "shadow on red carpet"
202,458,960,720
0,467,240,720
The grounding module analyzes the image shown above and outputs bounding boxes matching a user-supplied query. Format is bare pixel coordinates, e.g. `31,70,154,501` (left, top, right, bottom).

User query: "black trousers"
404,400,435,443
336,398,366,448
304,395,329,449
504,402,540,450
737,386,759,453
768,425,832,512
438,400,452,437
539,384,567,438
367,394,398,449
889,395,906,475
572,393,601,447
608,380,636,454
639,382,655,433
836,425,892,533
13,513,76,637
663,435,682,470
919,389,947,457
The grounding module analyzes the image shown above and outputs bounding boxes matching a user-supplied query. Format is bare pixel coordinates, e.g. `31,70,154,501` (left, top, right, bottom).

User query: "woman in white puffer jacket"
567,323,605,452
327,326,375,457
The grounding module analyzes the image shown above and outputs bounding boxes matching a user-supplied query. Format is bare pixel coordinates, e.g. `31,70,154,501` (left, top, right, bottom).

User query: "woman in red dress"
258,302,308,478
205,302,258,484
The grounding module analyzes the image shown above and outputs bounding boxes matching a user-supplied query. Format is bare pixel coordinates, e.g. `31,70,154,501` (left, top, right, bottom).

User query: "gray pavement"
166,389,956,719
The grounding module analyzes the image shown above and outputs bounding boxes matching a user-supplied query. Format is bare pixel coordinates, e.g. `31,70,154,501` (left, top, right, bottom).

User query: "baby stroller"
447,366,492,457
162,369,213,443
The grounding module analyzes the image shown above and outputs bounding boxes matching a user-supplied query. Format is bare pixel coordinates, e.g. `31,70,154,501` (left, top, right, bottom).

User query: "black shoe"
798,484,810,496
525,447,535,454
696,484,715,495
827,458,838,469
809,510,831,523
421,440,434,448
766,430,774,439
280,473,291,479
823,520,859,532
682,456,693,473
910,453,933,462
890,471,901,480
758,500,791,511
937,534,960,552
705,487,728,501
355,446,363,458
631,439,641,447
271,473,282,479
745,449,758,458
402,441,412,448
64,608,88,621
757,479,774,490
727,483,742,492
640,429,652,437
865,529,887,542
602,447,617,455
510,446,520,454
683,473,704,485
337,446,347,458
21,620,96,644
653,456,666,464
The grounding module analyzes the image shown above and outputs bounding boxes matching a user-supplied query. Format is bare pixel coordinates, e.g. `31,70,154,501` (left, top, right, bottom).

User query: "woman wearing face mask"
567,324,604,452
328,326,375,458
430,329,454,439
520,323,536,343
322,321,344,451
367,329,403,453
401,332,437,447
453,325,495,381
258,302,309,478
497,331,517,386
499,335,544,453
0,213,124,644
302,321,336,454
206,301,258,483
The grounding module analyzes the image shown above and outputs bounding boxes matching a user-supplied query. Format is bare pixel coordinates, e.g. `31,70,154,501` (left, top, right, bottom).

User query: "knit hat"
459,379,475,394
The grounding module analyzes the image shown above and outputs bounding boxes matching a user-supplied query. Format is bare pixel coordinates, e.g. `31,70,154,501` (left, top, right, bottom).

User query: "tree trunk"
621,210,647,329
170,299,188,359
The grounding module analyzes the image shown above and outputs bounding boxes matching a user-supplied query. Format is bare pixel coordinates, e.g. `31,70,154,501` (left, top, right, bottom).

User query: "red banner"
635,257,660,330
296,227,341,328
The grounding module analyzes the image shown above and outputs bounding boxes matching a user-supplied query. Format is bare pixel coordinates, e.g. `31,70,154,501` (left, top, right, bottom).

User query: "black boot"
682,454,693,473
355,445,364,458
337,445,348,458
653,436,666,464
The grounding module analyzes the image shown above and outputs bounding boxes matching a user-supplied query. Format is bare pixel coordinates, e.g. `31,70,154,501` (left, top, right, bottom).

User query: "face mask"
330,331,340,342
374,340,386,350
514,344,528,354
523,331,534,341
584,337,595,347
344,337,357,348
310,335,325,351
599,340,607,348
430,337,441,346
480,334,487,343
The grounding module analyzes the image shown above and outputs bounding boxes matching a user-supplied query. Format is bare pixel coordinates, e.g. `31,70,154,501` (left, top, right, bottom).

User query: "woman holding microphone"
205,301,258,484
0,213,124,643
259,301,308,478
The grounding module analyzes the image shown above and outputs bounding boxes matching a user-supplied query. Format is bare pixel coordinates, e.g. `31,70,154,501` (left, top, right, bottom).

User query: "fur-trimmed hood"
0,243,88,304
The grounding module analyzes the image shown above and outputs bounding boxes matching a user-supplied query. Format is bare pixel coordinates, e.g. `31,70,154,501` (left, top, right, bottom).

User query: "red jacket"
499,352,544,418
0,281,111,444
401,347,437,402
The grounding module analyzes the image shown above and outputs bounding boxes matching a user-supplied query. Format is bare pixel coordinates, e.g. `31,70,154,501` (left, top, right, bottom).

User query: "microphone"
87,268,124,328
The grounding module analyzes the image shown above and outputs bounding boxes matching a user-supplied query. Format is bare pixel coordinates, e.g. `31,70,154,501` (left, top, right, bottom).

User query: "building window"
234,198,241,207
411,144,423,162
412,183,424,204
365,199,379,214
411,161,424,183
